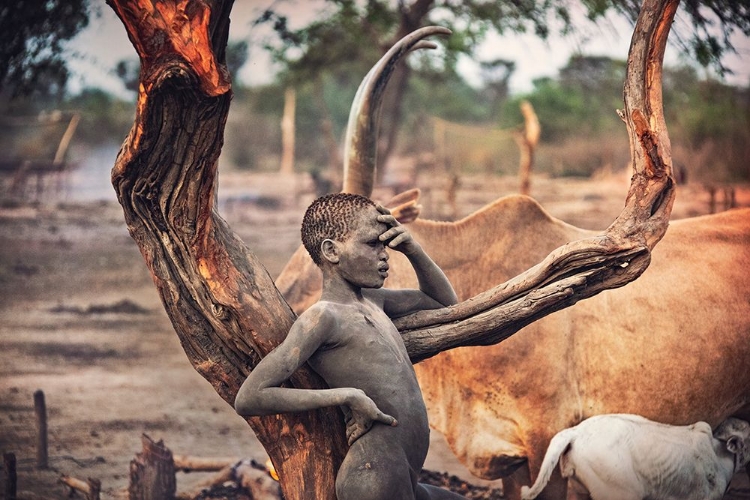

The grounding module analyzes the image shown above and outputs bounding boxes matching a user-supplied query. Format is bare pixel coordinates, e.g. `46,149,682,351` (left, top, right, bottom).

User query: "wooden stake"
33,390,48,469
4,453,16,500
128,434,176,500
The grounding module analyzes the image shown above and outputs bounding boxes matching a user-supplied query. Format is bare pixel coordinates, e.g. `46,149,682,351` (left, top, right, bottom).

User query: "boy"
235,193,463,499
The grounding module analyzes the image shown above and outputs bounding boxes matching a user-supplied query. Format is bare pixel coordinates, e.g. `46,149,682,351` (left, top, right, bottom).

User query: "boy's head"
302,193,376,266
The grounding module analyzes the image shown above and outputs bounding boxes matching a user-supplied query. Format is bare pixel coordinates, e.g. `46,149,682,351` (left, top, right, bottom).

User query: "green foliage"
64,88,134,144
502,56,626,143
663,66,750,182
500,55,750,180
0,0,92,98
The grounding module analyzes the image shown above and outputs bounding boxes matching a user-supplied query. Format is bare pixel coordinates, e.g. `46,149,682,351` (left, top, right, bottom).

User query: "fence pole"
34,390,48,469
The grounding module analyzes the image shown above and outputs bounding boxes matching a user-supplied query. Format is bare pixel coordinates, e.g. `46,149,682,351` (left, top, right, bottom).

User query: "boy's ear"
320,239,340,264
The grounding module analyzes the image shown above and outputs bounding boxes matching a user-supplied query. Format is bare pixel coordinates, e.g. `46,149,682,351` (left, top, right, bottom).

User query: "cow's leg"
566,477,590,500
502,464,530,500
503,463,568,500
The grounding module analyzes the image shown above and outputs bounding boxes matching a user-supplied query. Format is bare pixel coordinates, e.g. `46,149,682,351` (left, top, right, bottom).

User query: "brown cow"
273,20,750,500
277,194,750,498
276,6,750,498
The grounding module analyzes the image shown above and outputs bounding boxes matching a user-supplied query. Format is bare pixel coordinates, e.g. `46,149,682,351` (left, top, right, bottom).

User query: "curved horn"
342,26,451,196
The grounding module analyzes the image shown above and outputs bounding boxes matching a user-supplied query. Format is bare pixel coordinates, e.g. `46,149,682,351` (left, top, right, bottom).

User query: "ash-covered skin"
235,193,463,499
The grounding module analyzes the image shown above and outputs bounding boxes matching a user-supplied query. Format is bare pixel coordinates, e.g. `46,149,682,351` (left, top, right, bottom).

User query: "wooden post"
515,100,540,196
33,390,48,469
4,453,16,500
280,87,296,175
128,434,176,500
707,185,717,213
87,478,101,500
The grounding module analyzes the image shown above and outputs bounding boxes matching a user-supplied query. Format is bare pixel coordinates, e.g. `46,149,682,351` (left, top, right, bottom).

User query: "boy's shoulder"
301,298,377,325
297,300,346,326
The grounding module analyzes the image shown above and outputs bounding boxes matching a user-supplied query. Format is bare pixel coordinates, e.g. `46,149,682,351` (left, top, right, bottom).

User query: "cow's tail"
520,428,576,500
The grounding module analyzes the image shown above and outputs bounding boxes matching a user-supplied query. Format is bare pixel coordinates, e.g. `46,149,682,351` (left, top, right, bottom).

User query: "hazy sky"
67,1,750,99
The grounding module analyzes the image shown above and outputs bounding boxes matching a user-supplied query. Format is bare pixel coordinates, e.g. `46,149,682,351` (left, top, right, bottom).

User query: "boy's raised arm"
376,208,458,316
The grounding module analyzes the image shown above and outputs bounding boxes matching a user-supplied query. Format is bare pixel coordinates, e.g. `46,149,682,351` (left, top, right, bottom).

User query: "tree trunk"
108,0,676,498
129,435,175,500
107,2,346,498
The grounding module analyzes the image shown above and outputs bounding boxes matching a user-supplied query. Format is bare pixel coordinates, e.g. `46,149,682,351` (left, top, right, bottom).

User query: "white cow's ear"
725,435,741,455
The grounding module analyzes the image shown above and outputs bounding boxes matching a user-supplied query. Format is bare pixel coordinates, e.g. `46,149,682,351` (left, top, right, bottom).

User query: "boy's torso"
307,299,431,456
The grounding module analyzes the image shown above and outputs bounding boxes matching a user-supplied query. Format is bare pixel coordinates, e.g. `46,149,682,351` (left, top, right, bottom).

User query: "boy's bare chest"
320,306,409,364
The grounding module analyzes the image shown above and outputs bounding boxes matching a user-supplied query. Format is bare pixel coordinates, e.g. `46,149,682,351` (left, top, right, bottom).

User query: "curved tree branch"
380,0,677,363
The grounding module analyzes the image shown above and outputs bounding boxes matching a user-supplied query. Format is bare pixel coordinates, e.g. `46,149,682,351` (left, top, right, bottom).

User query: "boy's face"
335,206,390,289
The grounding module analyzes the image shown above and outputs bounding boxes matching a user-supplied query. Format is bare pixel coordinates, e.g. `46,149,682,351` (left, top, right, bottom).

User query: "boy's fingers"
379,227,402,241
387,233,408,247
378,412,398,426
376,204,391,215
377,214,397,226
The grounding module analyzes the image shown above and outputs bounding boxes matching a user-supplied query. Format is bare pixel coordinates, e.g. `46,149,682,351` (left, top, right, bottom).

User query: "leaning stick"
172,454,240,472
60,475,101,500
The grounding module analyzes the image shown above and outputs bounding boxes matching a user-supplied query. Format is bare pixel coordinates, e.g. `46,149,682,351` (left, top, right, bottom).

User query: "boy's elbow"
234,386,258,417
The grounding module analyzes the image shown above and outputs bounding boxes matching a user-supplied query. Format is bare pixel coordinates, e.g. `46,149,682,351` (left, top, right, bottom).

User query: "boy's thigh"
336,444,417,500
416,483,467,499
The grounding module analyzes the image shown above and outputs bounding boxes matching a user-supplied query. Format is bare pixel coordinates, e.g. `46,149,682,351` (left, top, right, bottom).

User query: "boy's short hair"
302,193,376,266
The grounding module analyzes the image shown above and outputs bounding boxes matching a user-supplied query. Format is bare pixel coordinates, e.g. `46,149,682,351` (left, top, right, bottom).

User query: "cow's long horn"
342,26,451,196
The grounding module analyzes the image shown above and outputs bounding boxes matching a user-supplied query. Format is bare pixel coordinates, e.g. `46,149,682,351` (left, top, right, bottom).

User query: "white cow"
520,414,750,500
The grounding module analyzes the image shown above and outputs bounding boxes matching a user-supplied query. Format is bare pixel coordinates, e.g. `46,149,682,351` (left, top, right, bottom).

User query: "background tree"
255,0,749,179
0,0,92,101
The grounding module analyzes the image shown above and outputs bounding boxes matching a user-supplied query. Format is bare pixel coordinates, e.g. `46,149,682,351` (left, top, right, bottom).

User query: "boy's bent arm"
402,242,457,307
234,307,396,439
376,209,457,317
234,309,348,416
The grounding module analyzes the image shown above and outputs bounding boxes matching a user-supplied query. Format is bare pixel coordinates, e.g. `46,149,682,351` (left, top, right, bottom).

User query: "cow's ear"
321,239,340,264
384,188,421,224
725,435,741,455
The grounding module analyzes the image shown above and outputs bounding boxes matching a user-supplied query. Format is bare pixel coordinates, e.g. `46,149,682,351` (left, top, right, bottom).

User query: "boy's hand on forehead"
376,205,420,255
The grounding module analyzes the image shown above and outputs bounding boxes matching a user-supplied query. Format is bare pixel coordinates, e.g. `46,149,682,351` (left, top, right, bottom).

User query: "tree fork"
108,0,677,498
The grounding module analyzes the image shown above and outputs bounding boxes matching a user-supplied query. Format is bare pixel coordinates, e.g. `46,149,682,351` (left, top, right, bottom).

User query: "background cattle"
520,414,750,500
276,194,750,499
274,14,750,499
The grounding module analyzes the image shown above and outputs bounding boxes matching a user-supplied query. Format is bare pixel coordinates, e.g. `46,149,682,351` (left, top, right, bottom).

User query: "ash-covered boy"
235,193,463,499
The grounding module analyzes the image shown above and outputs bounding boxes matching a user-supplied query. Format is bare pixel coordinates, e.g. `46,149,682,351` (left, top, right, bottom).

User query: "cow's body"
276,194,750,499
520,414,750,500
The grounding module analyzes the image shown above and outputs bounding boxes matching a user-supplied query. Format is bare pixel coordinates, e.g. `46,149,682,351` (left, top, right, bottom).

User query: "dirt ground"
1,169,748,499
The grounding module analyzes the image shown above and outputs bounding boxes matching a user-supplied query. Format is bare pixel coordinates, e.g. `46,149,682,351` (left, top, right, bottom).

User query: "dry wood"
33,390,47,469
108,0,678,498
172,454,239,472
514,100,540,196
60,475,101,500
128,434,176,500
4,453,16,500
177,459,281,500
280,87,296,175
